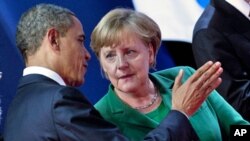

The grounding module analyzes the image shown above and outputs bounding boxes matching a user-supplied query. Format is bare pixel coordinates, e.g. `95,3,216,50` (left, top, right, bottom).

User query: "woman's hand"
172,61,223,117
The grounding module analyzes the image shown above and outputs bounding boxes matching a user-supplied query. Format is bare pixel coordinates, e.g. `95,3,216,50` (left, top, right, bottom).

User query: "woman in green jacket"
90,8,249,141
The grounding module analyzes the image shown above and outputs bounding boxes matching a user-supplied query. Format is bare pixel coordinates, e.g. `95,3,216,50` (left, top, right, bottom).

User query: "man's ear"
47,28,60,51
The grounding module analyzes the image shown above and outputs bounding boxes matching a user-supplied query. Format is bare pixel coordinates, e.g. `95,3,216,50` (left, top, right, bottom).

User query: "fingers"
188,61,213,83
190,63,223,115
193,62,223,103
173,69,184,92
188,78,222,116
205,77,222,95
197,62,222,89
201,65,223,88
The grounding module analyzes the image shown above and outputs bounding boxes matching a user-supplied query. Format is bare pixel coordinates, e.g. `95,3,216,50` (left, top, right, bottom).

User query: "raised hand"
172,61,223,117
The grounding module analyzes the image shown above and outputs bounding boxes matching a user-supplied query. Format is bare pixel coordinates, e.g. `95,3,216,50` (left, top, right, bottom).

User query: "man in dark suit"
3,3,220,141
192,0,250,121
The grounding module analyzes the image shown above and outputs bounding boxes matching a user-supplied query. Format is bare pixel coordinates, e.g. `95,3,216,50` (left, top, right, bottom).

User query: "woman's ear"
47,28,60,51
148,43,155,66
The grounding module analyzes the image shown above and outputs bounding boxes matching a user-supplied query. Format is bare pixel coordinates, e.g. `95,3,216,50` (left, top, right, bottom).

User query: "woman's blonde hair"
90,8,161,68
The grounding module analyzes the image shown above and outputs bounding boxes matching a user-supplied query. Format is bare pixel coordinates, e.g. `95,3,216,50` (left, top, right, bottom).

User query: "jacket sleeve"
53,87,196,141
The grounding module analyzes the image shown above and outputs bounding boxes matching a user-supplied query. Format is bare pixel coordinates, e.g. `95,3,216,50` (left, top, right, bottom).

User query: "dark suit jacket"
192,0,250,121
4,74,197,141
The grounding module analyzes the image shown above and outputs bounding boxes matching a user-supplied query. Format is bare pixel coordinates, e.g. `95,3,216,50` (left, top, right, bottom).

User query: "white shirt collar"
226,0,250,20
23,66,66,86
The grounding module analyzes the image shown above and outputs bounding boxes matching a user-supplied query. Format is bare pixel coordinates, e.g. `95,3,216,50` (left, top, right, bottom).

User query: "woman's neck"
115,79,162,113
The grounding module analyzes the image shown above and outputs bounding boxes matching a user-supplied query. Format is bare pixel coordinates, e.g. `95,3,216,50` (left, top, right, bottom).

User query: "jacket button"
243,72,248,76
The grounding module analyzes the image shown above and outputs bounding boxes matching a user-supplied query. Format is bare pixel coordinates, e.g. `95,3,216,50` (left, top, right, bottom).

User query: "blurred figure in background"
192,0,250,121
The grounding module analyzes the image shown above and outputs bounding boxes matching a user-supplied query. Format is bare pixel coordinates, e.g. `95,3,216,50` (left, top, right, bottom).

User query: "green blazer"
95,66,249,141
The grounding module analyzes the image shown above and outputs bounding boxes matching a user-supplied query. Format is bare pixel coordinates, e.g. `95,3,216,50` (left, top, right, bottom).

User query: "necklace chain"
134,90,159,110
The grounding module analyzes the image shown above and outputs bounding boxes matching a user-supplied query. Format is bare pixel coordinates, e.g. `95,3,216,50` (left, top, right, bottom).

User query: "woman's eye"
105,53,115,59
106,54,113,58
127,50,136,56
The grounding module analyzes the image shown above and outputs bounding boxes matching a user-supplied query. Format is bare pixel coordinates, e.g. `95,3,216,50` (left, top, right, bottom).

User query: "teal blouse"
95,66,249,141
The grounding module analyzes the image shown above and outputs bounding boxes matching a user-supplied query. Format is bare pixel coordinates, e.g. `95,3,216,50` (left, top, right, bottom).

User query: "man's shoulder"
18,74,85,103
194,4,215,34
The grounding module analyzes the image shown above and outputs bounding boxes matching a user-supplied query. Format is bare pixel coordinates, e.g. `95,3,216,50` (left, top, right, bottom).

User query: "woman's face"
99,33,154,93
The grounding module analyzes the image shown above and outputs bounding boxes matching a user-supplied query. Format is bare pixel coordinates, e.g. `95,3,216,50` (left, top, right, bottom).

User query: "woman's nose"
117,56,128,69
